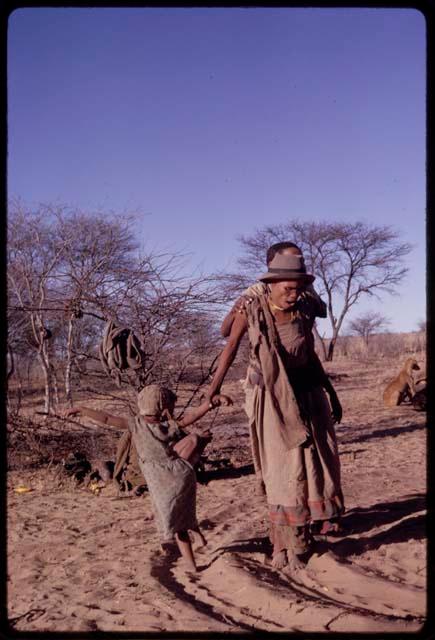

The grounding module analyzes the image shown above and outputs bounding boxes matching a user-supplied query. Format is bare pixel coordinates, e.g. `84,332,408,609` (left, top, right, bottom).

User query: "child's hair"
266,241,302,265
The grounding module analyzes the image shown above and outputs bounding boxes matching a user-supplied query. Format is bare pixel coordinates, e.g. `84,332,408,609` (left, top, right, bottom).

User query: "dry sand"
7,357,427,633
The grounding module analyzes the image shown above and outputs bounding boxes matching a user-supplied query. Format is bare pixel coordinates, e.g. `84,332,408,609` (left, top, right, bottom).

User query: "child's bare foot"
271,549,288,569
191,529,207,549
184,558,198,573
161,541,177,558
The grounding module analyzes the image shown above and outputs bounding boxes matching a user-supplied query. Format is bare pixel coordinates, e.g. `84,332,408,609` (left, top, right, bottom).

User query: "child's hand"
209,394,233,408
62,407,81,418
235,295,254,314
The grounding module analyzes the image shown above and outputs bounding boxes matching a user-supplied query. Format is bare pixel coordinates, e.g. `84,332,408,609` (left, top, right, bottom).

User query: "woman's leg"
285,525,312,571
270,525,311,571
175,530,197,572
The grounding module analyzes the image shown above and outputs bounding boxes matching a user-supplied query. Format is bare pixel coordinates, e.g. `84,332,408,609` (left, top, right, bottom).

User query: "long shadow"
340,421,426,445
150,548,262,632
339,493,426,536
197,463,255,484
214,535,272,556
211,495,426,564
331,513,426,559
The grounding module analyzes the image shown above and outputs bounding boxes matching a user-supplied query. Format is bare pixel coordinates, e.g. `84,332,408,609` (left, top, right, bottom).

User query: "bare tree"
7,202,68,413
52,207,143,404
347,311,391,349
8,201,228,415
231,220,411,360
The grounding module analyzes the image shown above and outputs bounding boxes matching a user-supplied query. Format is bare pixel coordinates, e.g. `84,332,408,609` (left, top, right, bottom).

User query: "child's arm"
221,295,254,337
176,394,232,428
220,283,264,337
63,406,129,430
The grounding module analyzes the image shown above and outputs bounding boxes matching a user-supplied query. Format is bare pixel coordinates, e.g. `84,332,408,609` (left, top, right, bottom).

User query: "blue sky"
8,7,426,334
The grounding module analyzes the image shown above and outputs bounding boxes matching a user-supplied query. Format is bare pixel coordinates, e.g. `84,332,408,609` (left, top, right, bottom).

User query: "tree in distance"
229,220,411,361
347,311,391,349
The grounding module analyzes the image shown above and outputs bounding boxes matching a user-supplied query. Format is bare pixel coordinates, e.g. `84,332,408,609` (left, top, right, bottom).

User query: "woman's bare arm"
207,312,248,400
177,394,232,428
63,406,129,430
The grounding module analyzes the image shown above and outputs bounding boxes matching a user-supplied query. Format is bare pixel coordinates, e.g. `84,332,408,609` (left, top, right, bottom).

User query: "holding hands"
61,406,81,419
234,295,254,315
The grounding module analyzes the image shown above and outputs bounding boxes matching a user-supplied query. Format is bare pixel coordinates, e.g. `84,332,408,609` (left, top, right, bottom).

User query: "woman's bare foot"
271,549,288,569
255,479,266,497
283,549,312,575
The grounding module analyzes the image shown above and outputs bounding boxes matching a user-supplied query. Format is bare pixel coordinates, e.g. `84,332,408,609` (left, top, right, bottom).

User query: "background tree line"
7,201,226,416
7,200,422,417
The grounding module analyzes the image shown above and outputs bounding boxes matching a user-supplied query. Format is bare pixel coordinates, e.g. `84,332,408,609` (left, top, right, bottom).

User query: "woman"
64,385,231,573
206,252,344,572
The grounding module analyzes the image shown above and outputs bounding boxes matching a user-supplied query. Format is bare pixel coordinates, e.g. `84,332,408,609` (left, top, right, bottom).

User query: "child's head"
266,242,303,266
137,384,177,419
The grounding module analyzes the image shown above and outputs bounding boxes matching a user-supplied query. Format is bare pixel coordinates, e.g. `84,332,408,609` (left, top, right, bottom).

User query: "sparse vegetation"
225,221,412,360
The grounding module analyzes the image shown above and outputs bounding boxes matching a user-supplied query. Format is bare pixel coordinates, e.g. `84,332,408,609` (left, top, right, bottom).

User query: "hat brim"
259,271,315,284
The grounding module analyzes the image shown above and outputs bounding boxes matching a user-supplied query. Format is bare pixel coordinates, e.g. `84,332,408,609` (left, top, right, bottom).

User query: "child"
63,386,231,573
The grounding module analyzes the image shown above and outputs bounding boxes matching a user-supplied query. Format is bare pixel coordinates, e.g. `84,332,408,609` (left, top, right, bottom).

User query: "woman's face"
268,279,306,310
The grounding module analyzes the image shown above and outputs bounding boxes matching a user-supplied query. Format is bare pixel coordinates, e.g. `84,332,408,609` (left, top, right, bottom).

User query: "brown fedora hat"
259,253,315,284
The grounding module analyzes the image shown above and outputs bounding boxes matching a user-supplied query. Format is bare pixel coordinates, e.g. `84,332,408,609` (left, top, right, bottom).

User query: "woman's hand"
328,391,342,424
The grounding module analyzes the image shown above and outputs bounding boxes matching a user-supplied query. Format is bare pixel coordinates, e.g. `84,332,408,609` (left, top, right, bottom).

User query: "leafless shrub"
7,201,225,418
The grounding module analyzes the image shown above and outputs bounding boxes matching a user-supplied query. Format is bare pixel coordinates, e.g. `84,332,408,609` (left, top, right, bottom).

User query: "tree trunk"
51,364,60,406
7,346,15,381
326,333,338,361
7,348,23,416
37,345,53,414
312,323,328,362
65,315,75,406
26,358,32,392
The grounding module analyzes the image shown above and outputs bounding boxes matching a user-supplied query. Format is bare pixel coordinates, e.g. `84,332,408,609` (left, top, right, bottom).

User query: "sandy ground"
6,357,427,633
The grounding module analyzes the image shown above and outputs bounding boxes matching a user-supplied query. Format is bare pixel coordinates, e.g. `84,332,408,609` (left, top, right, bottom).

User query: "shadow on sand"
197,463,255,484
340,421,425,446
331,493,426,558
207,494,426,564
